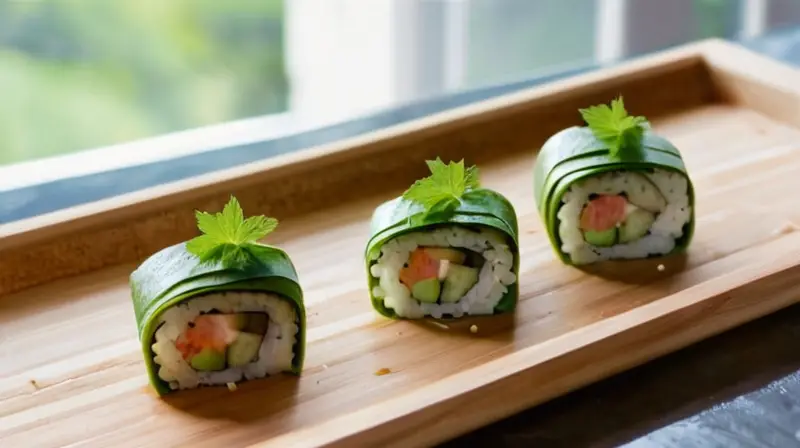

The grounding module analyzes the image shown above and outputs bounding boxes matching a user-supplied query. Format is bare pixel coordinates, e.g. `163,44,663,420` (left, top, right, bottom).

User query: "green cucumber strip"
130,243,306,396
368,188,518,248
533,126,684,214
364,188,520,319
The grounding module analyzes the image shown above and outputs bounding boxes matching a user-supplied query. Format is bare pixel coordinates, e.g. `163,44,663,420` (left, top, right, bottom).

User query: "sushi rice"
151,291,299,391
557,168,691,265
368,226,516,319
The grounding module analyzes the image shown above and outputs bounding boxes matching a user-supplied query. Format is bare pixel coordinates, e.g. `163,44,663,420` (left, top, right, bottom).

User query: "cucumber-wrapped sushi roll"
534,97,695,265
130,196,305,395
366,158,519,319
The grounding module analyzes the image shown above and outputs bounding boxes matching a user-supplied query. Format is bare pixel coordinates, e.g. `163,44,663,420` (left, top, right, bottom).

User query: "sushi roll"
533,96,695,265
130,196,305,395
365,158,520,319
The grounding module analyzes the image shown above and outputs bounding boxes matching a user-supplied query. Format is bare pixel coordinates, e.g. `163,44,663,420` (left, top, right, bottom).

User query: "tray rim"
3,38,795,251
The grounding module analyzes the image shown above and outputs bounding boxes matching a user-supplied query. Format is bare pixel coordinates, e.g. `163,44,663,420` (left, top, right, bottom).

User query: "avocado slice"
412,277,441,303
583,227,617,247
227,332,264,367
441,264,479,303
619,207,655,243
190,347,226,371
626,173,667,212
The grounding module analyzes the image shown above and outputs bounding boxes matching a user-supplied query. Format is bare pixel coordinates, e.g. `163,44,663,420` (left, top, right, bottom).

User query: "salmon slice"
175,315,238,360
579,195,627,231
399,248,440,288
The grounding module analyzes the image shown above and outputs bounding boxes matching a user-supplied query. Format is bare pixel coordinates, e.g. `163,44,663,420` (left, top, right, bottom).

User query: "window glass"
465,0,598,87
766,0,800,31
625,0,743,57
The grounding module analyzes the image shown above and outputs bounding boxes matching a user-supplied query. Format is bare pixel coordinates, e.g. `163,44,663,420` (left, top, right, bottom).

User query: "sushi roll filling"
578,194,658,248
174,311,270,372
399,247,485,305
369,225,517,319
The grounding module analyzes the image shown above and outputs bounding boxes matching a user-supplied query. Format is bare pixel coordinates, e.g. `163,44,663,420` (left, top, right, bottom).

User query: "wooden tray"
4,39,800,448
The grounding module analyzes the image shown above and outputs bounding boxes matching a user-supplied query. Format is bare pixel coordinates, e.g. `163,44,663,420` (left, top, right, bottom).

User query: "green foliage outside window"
0,0,287,165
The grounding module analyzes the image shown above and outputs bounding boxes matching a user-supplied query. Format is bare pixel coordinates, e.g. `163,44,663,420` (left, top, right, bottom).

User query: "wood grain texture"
3,40,800,448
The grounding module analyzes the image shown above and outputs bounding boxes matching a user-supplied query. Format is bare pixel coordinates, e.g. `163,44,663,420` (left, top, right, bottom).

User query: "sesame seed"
657,264,665,272
470,325,478,333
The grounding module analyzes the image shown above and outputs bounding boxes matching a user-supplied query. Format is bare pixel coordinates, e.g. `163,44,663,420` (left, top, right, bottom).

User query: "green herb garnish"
402,158,480,217
186,195,278,266
579,96,648,156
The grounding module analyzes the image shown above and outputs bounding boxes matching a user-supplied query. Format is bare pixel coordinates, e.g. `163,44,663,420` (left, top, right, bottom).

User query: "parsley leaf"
579,96,648,156
186,196,278,266
402,158,480,217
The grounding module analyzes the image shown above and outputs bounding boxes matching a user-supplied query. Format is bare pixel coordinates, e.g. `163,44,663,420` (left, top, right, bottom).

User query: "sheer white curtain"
284,0,414,122
283,0,469,122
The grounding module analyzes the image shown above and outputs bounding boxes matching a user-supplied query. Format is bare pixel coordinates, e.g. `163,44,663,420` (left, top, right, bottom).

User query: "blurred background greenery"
0,0,287,165
0,0,796,168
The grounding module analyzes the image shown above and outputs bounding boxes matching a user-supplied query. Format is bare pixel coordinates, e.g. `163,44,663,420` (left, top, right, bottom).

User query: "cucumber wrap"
533,125,696,264
130,242,306,395
365,187,520,318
